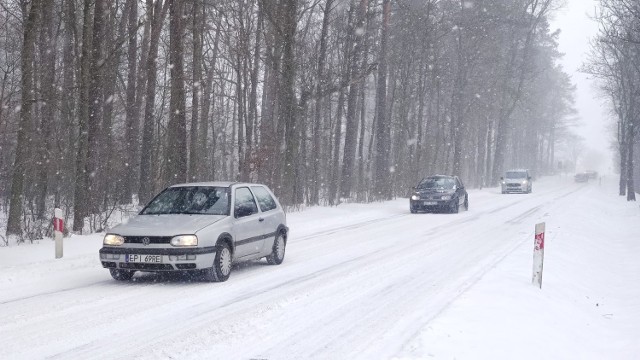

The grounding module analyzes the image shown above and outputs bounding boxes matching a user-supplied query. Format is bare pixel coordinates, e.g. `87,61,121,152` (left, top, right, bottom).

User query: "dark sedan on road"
410,175,469,213
575,173,589,183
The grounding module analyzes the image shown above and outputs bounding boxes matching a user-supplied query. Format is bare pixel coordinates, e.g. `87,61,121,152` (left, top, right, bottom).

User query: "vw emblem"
142,237,151,246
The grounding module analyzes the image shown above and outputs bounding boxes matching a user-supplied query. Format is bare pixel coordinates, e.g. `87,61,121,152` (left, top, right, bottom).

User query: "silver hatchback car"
99,182,288,282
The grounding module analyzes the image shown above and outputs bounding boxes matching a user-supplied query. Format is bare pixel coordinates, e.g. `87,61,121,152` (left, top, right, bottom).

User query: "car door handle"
258,217,265,222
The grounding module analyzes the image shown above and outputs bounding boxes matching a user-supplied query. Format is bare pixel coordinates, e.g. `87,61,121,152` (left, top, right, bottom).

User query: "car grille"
422,195,447,200
123,236,172,244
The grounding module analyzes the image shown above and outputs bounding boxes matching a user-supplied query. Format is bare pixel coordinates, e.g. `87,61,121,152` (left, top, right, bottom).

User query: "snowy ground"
1,175,639,360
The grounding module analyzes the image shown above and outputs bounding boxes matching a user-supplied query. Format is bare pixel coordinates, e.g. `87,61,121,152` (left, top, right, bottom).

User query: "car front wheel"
266,232,286,265
110,269,134,281
203,242,232,282
450,199,459,214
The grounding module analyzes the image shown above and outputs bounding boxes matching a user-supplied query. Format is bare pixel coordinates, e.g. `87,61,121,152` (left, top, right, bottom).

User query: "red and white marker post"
53,208,64,259
532,222,545,288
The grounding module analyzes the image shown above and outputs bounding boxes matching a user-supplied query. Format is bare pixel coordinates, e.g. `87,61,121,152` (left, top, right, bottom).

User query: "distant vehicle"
99,182,288,282
574,173,589,183
501,169,532,194
410,175,468,213
585,170,598,179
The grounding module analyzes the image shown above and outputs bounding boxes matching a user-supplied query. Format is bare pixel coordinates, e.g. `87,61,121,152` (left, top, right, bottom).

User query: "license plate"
126,254,163,263
424,201,437,205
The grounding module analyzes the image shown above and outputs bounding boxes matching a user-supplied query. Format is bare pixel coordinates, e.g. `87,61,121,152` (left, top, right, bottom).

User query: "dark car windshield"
417,177,455,190
141,186,230,215
505,171,527,179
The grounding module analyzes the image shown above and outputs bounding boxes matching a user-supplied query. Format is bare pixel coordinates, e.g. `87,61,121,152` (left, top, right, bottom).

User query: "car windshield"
141,186,230,215
505,171,527,179
417,177,455,190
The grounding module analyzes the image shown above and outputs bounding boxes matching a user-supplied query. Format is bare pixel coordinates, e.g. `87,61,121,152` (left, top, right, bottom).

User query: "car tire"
410,207,417,214
266,232,286,265
450,199,459,214
110,269,134,281
464,196,469,211
203,242,232,282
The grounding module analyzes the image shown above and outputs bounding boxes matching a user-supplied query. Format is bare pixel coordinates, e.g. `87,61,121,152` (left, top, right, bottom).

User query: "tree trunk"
35,0,57,219
627,123,636,201
72,0,93,232
164,0,187,186
310,0,334,205
84,0,106,216
373,0,390,200
279,0,299,206
199,13,222,180
340,0,369,199
139,0,169,203
247,5,263,183
7,0,41,237
189,0,203,181
123,0,139,202
60,0,77,206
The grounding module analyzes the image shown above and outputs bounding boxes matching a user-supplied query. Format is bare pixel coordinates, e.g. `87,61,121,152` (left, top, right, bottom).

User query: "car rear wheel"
266,232,286,265
110,269,134,281
203,242,232,282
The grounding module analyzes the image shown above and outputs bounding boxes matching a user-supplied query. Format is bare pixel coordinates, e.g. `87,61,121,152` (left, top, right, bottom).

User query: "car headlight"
103,234,125,246
441,195,451,200
501,181,506,185
411,194,420,201
170,235,198,247
522,180,528,184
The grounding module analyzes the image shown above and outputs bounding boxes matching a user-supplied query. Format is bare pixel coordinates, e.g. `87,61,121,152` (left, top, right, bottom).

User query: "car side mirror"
528,176,532,180
500,176,504,180
235,204,254,218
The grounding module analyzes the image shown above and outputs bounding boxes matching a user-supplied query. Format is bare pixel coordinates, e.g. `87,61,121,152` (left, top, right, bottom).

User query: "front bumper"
410,199,455,211
502,183,528,193
99,246,217,272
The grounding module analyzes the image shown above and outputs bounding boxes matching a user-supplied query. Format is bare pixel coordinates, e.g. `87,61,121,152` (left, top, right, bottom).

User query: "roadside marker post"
532,222,545,288
54,208,64,259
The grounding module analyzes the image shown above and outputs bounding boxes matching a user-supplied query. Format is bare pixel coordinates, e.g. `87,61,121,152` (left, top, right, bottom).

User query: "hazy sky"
550,0,614,173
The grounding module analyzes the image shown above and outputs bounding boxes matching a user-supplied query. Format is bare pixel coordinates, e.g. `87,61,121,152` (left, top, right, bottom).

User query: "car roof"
423,174,455,178
505,169,529,172
168,181,267,188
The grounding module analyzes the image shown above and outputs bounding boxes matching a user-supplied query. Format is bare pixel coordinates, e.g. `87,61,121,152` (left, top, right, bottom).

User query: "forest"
0,0,578,240
586,0,640,202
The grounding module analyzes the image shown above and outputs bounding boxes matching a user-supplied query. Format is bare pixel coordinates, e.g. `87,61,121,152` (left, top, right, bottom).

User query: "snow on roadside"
400,179,640,359
1,176,639,359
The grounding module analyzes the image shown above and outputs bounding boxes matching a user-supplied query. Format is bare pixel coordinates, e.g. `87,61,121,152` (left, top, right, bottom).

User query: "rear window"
251,186,278,212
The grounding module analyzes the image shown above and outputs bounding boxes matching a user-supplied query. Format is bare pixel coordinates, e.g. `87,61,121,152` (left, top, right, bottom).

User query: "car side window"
251,186,277,212
234,187,259,218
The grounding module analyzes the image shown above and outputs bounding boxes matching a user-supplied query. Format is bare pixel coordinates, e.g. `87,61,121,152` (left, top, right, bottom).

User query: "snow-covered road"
1,176,639,359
